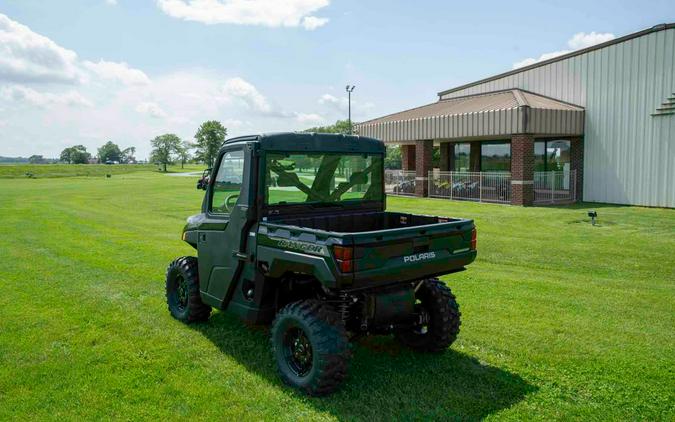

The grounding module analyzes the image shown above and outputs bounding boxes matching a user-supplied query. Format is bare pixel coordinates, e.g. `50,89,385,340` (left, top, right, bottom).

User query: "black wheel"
165,256,211,323
270,300,351,396
394,278,460,352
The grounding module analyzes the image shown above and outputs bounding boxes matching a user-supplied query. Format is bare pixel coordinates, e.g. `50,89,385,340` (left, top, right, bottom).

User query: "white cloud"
105,0,118,5
302,16,329,30
220,77,326,122
294,112,324,124
0,84,92,107
0,15,335,159
513,31,615,69
156,0,329,30
513,50,571,69
319,93,345,109
0,13,149,87
567,32,615,50
318,93,374,117
0,13,82,84
222,77,272,113
135,101,167,118
83,60,151,85
222,118,248,128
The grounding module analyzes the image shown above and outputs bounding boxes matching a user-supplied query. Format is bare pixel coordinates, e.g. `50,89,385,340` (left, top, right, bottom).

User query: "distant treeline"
0,156,29,163
0,156,58,164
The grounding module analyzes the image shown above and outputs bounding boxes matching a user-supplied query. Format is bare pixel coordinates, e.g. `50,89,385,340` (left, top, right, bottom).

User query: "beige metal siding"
440,28,675,207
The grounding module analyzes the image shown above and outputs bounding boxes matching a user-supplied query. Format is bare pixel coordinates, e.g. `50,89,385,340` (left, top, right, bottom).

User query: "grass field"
0,169,673,420
0,163,205,178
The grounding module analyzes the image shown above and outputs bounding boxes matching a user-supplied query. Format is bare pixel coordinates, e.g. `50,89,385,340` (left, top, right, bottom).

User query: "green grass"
0,171,673,420
0,163,205,178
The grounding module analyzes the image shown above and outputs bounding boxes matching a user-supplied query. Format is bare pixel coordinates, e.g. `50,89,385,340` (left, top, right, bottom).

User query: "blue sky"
1,0,673,159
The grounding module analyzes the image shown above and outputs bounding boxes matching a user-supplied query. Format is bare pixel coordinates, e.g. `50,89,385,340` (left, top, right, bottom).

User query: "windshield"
265,152,383,205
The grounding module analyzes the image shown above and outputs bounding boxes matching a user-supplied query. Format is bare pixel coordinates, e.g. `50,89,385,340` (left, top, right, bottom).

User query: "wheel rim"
413,299,431,335
282,326,313,377
175,275,188,312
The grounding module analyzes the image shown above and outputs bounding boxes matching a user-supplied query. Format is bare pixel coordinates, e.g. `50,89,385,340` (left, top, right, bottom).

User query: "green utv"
166,133,477,395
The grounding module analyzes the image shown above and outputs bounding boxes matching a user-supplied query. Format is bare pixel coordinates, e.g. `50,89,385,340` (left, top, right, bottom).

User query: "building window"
481,142,511,172
454,143,470,171
535,140,571,172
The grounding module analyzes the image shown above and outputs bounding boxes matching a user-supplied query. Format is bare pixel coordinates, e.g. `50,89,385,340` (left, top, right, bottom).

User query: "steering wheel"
224,193,239,212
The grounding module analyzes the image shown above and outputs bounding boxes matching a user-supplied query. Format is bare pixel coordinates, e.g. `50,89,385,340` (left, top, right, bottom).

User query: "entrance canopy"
356,89,584,142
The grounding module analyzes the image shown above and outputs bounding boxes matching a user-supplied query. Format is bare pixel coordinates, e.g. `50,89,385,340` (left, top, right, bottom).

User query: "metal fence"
385,169,577,205
429,171,512,204
534,170,577,204
385,170,416,196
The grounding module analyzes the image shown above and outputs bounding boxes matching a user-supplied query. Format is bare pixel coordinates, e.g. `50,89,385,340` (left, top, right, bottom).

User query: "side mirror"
197,168,212,190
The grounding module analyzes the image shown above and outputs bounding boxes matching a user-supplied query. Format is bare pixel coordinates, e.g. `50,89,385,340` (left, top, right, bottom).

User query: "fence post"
550,171,554,203
573,170,576,202
479,172,483,202
449,172,453,200
428,170,432,197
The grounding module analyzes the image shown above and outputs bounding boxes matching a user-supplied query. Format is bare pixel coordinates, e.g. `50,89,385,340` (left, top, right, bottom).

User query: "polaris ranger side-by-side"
166,132,477,395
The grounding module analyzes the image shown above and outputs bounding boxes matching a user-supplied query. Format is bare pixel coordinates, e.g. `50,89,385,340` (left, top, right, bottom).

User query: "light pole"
345,85,355,134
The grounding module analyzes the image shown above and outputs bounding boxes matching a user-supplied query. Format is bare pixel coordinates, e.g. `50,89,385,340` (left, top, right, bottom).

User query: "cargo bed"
261,211,477,288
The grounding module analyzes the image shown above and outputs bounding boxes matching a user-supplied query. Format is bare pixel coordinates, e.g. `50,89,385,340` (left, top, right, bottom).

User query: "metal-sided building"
357,24,674,207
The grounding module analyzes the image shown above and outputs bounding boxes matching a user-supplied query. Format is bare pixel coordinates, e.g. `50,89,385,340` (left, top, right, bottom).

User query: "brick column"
510,134,535,206
415,140,433,197
469,142,481,172
570,137,584,202
401,145,416,171
440,142,454,171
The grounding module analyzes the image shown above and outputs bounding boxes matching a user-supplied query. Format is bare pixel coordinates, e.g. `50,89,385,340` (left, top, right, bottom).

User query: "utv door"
198,145,253,308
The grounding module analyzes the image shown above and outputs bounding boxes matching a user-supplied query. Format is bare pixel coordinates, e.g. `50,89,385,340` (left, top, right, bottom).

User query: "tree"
98,141,122,163
384,145,402,169
177,141,192,169
60,145,91,164
121,147,136,164
28,155,47,164
194,120,227,167
150,134,181,172
304,120,351,134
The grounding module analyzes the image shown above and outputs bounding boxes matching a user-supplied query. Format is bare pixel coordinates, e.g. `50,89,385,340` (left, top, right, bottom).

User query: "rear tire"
165,256,211,323
394,278,460,352
270,300,351,396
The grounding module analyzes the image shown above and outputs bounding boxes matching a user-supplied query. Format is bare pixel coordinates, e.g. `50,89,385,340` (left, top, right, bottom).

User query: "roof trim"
437,23,675,97
356,88,583,126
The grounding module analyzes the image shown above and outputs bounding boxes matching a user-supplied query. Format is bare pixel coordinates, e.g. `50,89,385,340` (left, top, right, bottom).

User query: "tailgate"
349,217,476,287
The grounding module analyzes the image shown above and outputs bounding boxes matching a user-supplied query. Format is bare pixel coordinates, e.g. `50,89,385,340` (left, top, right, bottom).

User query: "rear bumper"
347,250,477,290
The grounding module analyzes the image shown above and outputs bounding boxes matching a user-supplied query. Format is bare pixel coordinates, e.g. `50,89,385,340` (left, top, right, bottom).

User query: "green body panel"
180,132,476,322
257,245,336,286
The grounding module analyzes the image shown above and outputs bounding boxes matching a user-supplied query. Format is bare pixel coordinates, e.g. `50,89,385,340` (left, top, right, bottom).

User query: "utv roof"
221,132,385,154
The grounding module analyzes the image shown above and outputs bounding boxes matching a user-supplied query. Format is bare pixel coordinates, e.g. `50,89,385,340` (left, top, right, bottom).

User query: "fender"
257,245,337,288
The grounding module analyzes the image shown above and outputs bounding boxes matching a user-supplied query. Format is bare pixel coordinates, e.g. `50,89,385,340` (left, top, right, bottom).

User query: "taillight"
333,245,354,273
470,227,477,250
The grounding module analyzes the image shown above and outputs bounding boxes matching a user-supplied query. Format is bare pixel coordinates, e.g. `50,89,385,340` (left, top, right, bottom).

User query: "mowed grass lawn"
0,171,673,420
0,163,205,178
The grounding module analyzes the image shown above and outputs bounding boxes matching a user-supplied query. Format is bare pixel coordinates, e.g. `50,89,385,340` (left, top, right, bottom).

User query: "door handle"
232,251,248,261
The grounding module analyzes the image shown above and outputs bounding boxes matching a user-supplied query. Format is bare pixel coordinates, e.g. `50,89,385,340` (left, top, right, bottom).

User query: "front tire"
270,300,351,396
394,278,460,352
165,256,211,323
